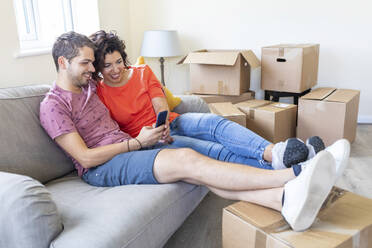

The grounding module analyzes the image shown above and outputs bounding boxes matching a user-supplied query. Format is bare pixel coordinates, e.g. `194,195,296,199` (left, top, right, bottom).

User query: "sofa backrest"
0,85,75,184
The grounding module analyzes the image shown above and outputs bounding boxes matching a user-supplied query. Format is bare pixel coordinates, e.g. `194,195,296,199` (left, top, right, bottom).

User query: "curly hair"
89,30,130,80
52,31,95,72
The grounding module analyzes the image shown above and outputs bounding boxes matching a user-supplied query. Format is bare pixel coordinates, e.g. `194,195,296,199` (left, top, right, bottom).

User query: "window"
13,0,100,57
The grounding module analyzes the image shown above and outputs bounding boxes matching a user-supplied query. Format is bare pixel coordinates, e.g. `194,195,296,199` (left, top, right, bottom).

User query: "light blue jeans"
169,113,272,169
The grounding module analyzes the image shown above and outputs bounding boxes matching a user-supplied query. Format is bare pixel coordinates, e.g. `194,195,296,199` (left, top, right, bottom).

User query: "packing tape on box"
218,81,224,94
237,102,272,120
272,103,291,109
320,187,345,209
208,104,221,116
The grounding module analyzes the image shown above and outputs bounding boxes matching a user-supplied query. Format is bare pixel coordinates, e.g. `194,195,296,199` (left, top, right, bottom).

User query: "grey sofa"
0,84,210,248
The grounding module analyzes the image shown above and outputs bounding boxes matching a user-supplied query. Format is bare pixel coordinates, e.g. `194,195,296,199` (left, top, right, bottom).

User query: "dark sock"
292,164,302,176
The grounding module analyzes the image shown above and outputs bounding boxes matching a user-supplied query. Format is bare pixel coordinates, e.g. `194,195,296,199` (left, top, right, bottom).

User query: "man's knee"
153,148,201,183
175,147,200,162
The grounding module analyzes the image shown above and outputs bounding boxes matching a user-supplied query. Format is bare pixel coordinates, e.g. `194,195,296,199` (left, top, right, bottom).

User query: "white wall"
1,0,371,121
0,0,131,87
128,0,372,122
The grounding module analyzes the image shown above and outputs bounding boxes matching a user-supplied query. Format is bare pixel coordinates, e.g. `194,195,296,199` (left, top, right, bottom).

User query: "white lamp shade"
140,30,182,58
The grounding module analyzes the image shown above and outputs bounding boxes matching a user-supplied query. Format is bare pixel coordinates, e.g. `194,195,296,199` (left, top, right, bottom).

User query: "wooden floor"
164,124,372,248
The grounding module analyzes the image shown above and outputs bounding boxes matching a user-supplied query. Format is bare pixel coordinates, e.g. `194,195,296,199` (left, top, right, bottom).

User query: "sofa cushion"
0,85,74,183
0,172,63,248
46,174,208,248
174,95,210,114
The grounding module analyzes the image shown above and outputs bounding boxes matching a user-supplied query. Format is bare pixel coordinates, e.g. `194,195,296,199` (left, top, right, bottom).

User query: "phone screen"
155,110,168,127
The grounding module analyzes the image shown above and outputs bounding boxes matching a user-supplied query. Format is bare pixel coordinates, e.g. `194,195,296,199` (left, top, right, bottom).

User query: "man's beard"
70,73,91,88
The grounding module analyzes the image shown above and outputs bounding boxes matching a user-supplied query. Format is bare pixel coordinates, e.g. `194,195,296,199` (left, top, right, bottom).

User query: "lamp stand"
159,57,165,87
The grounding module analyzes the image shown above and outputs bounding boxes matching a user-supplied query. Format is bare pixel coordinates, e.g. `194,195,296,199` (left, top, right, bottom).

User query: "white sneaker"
282,150,336,231
272,138,309,170
325,139,350,180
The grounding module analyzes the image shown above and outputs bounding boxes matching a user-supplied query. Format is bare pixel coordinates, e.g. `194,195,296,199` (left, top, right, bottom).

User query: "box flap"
301,87,336,101
194,91,255,104
240,50,261,68
177,49,208,64
235,100,271,110
182,51,240,66
208,102,245,116
324,89,360,103
259,103,297,113
226,201,286,230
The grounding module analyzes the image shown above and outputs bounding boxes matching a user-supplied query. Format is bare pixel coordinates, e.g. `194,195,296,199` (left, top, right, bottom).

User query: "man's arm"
55,126,164,169
55,132,137,169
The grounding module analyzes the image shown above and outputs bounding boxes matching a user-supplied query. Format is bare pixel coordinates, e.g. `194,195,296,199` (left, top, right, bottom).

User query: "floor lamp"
140,30,182,87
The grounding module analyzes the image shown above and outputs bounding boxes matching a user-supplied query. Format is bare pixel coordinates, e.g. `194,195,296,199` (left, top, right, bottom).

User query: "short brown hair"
89,30,130,80
52,31,96,71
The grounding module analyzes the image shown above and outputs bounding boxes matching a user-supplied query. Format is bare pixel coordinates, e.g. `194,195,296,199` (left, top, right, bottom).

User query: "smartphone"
155,110,168,127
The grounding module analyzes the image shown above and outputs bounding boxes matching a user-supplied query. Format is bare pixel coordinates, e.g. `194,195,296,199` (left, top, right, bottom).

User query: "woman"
89,30,320,170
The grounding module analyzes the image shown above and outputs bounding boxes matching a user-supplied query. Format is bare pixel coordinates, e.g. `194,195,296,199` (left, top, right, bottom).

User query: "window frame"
13,0,99,58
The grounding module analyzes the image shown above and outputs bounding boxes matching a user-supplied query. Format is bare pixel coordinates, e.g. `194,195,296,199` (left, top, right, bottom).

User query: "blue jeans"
169,113,272,169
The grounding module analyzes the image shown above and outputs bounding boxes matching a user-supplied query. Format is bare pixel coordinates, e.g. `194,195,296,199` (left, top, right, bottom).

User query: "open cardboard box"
297,87,360,146
178,50,260,96
223,187,372,248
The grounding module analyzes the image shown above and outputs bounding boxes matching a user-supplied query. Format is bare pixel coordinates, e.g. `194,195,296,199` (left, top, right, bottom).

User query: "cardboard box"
194,91,255,104
208,102,246,127
222,187,372,248
235,100,297,143
178,50,260,96
261,44,319,93
297,87,360,146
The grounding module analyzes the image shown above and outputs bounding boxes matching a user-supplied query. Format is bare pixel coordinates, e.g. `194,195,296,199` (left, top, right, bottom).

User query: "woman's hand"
161,120,174,144
136,125,164,148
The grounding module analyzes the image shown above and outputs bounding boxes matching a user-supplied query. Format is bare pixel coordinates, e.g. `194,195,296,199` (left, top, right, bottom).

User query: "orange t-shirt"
97,64,180,138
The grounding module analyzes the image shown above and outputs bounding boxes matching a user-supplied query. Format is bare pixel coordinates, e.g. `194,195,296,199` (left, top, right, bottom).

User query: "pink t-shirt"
40,81,131,176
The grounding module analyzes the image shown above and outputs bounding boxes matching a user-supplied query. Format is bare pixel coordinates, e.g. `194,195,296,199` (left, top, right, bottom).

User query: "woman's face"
101,51,126,85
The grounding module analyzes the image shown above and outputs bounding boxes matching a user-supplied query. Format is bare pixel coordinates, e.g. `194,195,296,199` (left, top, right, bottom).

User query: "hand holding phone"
155,110,168,128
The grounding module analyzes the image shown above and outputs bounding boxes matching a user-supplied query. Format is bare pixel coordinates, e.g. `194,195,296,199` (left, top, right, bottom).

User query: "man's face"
65,46,95,87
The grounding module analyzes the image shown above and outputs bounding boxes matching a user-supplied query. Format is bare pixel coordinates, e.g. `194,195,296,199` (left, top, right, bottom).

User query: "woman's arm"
151,96,173,142
151,96,169,115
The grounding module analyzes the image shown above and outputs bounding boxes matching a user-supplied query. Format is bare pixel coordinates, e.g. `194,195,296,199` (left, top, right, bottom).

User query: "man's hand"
136,125,165,148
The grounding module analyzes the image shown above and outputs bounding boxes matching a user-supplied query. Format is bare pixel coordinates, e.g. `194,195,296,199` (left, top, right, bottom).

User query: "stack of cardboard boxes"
261,44,360,146
179,44,360,145
179,49,298,143
180,44,364,248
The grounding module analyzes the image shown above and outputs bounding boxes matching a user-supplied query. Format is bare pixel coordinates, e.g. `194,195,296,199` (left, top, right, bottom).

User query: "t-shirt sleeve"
145,65,166,99
40,97,77,140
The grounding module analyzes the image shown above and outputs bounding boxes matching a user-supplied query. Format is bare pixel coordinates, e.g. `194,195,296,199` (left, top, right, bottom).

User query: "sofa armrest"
0,171,63,248
173,95,210,114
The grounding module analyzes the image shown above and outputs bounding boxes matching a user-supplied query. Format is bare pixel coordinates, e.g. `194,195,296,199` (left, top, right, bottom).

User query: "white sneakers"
281,138,351,231
282,150,336,231
305,137,350,180
325,139,350,180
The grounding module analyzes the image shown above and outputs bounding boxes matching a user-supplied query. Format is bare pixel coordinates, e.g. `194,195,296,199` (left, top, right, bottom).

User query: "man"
40,31,350,231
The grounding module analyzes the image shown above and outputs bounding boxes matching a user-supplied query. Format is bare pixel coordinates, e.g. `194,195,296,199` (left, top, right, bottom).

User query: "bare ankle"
263,144,274,162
